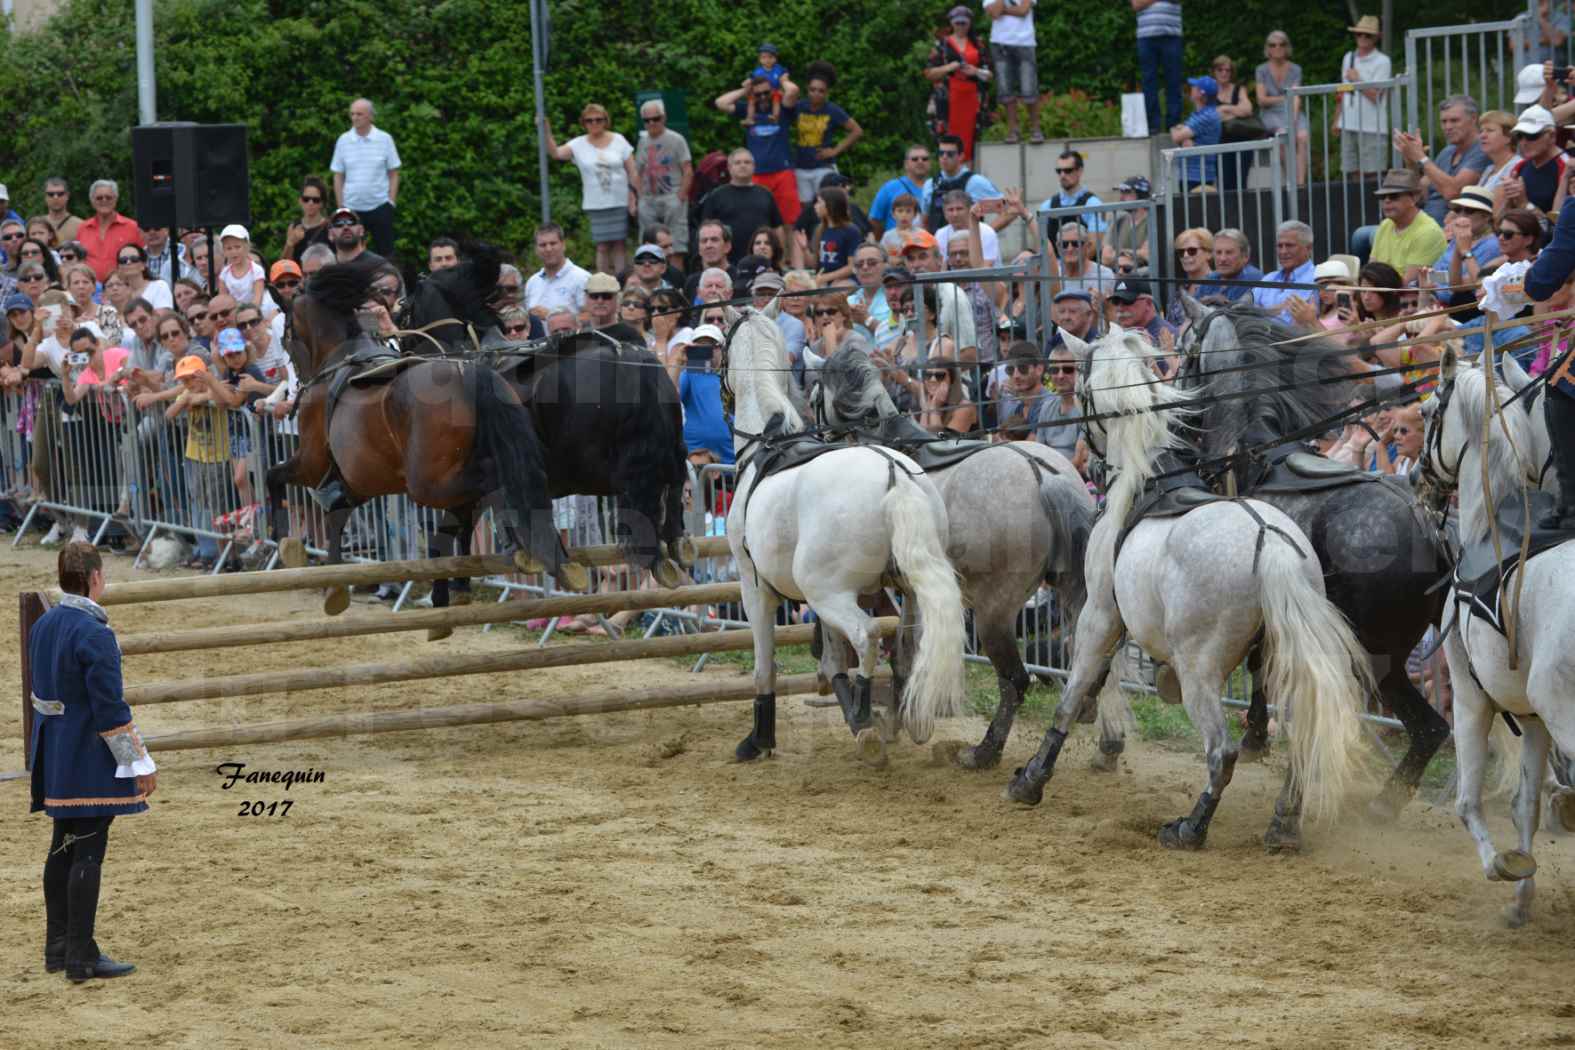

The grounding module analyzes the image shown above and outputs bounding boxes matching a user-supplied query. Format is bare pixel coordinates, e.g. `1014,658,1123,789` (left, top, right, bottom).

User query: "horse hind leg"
1240,644,1271,763
1504,717,1553,927
1366,656,1451,824
811,592,886,768
937,606,1027,772
427,508,474,643
1158,665,1238,850
735,576,783,763
321,507,355,616
266,462,307,568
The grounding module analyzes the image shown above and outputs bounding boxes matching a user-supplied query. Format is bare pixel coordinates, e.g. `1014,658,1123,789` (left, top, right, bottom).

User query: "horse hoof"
556,561,592,593
653,558,685,590
815,672,831,696
1491,850,1537,882
1002,768,1045,806
1088,749,1120,774
876,707,900,744
1364,791,1406,826
322,586,350,616
512,550,546,575
279,538,308,568
1238,740,1268,764
1502,903,1533,929
1263,827,1301,854
1550,788,1575,833
854,728,888,768
1159,819,1205,851
934,740,1000,771
674,536,700,567
735,735,771,763
427,627,453,643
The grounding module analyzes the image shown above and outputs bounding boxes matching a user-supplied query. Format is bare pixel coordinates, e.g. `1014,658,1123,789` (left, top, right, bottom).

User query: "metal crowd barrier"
1285,73,1412,253
1408,15,1532,148
1035,196,1160,310
1161,136,1288,274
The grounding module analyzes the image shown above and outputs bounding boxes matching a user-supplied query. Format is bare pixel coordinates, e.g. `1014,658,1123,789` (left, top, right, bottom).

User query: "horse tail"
1257,535,1374,824
1096,646,1136,745
471,365,552,566
882,475,967,744
1036,475,1094,629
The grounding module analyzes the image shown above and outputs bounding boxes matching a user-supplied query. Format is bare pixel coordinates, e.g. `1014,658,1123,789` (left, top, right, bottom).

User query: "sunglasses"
909,154,931,163
637,256,664,264
276,278,301,289
373,285,400,298
938,149,959,157
45,189,67,197
1055,167,1078,175
238,317,264,330
1060,240,1083,248
331,218,358,228
188,311,208,322
0,232,23,241
91,195,115,203
582,115,607,124
924,371,950,381
301,194,323,204
211,309,234,321
811,309,841,319
643,115,664,123
853,258,882,269
1498,228,1526,238
1006,363,1040,375
1049,364,1077,374
587,292,616,300
118,255,143,264
158,328,184,339
20,247,43,257
498,283,522,293
1179,246,1206,255
752,92,772,101
503,322,531,335
59,251,79,261
1118,264,1136,273
19,273,45,282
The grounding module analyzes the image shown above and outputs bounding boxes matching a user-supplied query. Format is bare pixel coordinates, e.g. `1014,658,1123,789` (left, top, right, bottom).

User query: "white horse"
1497,353,1557,495
1419,346,1575,926
724,310,966,765
1005,328,1373,850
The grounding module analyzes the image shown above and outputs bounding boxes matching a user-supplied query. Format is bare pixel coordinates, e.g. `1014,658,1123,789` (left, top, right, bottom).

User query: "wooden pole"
69,536,733,607
123,618,898,707
116,582,743,656
141,670,883,752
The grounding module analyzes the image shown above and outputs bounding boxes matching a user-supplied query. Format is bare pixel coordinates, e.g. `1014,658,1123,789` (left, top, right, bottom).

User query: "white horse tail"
1257,537,1374,824
883,477,967,743
1096,646,1137,742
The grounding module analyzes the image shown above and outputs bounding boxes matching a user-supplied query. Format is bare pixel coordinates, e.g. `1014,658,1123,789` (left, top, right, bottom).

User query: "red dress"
930,34,987,163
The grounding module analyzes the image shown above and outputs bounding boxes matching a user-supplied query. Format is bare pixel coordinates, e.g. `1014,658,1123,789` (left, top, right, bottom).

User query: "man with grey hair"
545,308,578,336
1394,94,1487,224
331,97,402,256
77,179,143,283
1198,228,1263,302
1050,221,1116,302
1250,220,1316,321
300,243,336,277
41,176,82,244
635,98,694,271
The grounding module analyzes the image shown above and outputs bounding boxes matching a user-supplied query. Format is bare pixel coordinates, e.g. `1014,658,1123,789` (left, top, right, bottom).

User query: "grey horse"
810,345,1097,770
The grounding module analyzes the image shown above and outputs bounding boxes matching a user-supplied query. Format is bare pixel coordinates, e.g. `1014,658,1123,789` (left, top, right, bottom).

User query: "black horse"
401,260,691,592
1148,300,1453,839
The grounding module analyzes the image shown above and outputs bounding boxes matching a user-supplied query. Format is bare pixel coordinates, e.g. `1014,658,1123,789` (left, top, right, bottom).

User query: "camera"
685,344,713,367
1555,66,1573,85
68,352,90,367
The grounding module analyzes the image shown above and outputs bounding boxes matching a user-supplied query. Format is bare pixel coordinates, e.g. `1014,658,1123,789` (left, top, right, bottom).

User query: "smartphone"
684,345,713,367
1555,66,1573,84
1336,292,1352,310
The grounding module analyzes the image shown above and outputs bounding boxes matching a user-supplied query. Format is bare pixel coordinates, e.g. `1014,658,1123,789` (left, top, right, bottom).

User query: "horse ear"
763,296,781,320
1179,291,1205,323
1058,329,1089,358
1498,345,1532,391
1440,342,1458,384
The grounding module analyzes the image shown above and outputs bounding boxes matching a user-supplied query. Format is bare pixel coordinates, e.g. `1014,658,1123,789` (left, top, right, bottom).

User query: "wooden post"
123,619,898,707
68,536,734,607
142,671,883,752
116,582,743,656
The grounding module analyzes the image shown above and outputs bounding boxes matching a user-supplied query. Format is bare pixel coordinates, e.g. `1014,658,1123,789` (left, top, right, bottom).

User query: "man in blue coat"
1524,201,1575,528
29,542,157,982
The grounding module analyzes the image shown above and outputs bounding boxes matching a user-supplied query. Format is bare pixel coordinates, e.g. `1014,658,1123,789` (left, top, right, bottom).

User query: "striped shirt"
1136,1,1182,38
330,126,402,212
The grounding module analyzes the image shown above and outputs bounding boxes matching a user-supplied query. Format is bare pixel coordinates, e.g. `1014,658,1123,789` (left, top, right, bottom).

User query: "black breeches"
47,815,113,870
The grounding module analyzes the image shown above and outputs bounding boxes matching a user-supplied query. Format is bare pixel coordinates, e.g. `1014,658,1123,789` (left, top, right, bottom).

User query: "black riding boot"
64,862,135,982
1539,390,1575,530
43,851,68,972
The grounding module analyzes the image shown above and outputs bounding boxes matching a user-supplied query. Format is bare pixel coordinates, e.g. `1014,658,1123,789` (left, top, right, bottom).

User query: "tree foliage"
0,0,1527,265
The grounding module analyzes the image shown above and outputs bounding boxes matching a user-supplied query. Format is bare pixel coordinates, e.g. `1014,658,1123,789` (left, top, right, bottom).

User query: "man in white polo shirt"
330,97,402,257
524,223,590,320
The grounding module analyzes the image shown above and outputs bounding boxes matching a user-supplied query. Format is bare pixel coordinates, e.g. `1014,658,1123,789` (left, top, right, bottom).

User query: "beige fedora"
1348,15,1381,35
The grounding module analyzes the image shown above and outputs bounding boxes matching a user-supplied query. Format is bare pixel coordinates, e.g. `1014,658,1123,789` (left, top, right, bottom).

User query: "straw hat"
1348,15,1380,36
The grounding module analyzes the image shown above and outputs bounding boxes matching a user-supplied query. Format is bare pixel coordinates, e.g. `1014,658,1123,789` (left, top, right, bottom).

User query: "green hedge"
0,0,1527,266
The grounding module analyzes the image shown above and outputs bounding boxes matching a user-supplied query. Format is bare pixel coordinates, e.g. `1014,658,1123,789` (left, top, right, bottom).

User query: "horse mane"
417,242,503,335
1197,301,1353,460
1451,366,1535,544
1086,326,1194,523
820,344,900,426
303,264,375,319
728,309,805,434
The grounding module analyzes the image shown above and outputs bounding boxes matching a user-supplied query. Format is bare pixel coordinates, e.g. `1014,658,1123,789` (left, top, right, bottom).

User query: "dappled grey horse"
811,346,1097,771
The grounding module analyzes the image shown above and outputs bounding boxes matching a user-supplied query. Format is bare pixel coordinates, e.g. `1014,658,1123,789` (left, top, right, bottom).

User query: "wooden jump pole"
123,618,898,707
116,582,744,656
68,536,733,607
141,671,885,752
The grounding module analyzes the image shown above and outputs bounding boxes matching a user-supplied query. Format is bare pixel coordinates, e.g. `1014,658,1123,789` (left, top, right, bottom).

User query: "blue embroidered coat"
28,598,154,819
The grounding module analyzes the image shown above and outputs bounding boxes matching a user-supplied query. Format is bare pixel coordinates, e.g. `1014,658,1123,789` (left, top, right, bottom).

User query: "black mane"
303,264,375,318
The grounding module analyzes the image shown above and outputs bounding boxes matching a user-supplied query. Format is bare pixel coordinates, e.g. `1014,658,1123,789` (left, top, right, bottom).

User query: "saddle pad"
347,355,420,385
1454,490,1573,637
1254,451,1381,496
902,436,998,472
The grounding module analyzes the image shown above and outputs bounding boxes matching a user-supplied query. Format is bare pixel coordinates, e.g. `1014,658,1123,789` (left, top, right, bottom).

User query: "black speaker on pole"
131,122,251,230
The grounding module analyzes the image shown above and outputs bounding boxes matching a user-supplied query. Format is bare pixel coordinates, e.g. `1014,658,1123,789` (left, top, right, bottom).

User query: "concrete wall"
976,136,1159,258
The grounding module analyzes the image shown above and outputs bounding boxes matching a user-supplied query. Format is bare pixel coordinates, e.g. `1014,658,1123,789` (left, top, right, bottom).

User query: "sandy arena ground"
2,543,1574,1049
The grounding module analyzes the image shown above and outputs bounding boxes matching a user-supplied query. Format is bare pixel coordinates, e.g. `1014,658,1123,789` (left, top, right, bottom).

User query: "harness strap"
1232,498,1307,575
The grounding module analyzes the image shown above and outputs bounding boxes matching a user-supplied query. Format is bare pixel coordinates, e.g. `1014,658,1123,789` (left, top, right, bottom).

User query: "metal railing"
1160,136,1288,274
1407,16,1532,148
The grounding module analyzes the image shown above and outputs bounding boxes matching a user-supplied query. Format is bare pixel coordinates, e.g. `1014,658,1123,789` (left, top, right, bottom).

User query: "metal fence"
1407,15,1533,148
1160,135,1289,266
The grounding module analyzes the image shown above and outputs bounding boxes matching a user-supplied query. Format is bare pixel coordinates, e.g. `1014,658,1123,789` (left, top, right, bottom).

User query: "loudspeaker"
131,122,251,230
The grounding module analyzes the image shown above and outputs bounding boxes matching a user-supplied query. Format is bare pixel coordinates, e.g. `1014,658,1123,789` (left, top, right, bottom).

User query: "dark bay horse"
401,267,690,585
267,264,583,616
1159,300,1453,837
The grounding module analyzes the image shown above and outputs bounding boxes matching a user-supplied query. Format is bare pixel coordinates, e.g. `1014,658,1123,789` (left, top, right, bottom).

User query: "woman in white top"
1476,109,1519,200
540,102,638,276
1256,31,1310,186
113,244,173,311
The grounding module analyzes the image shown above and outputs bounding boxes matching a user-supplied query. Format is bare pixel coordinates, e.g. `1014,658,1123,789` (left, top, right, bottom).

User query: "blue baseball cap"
758,42,779,55
3,291,33,313
1188,75,1219,99
216,327,247,353
1052,288,1092,304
